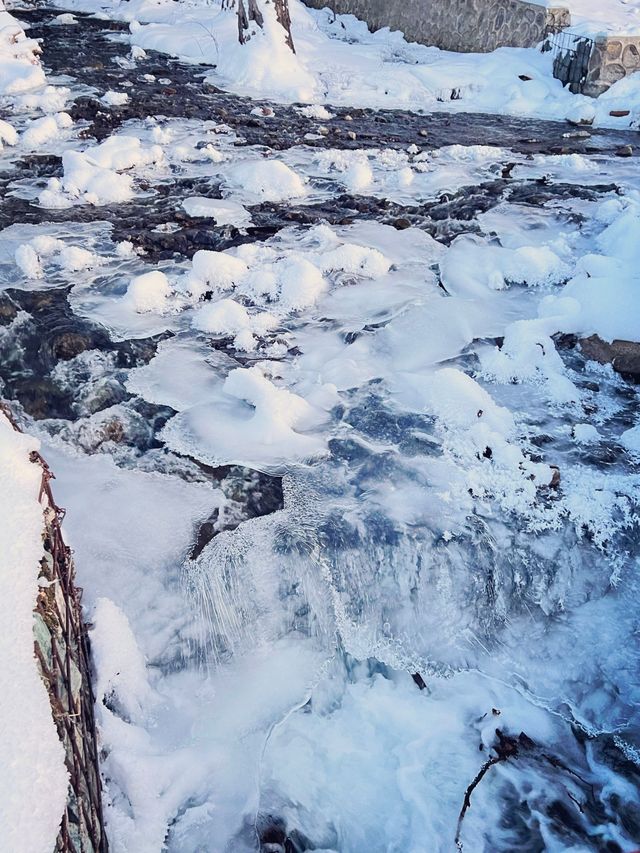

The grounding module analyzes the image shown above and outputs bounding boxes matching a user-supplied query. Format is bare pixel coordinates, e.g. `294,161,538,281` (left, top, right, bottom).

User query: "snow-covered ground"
544,0,640,36
1,2,640,852
0,413,68,852
42,0,640,128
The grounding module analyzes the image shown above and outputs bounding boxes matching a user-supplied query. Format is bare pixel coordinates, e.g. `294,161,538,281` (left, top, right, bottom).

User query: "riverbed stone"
579,335,640,381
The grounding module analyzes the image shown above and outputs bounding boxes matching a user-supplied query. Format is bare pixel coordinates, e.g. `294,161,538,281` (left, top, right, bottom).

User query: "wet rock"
82,378,128,415
616,145,634,157
51,331,95,361
579,335,640,381
0,293,18,325
59,404,155,453
567,116,594,127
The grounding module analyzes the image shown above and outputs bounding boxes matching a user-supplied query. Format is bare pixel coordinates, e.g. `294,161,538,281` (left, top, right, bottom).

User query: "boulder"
579,335,640,381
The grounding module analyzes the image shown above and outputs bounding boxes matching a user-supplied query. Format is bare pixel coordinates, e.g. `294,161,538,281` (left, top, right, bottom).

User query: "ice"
161,365,329,470
126,336,234,411
101,90,129,106
182,197,252,228
440,235,570,298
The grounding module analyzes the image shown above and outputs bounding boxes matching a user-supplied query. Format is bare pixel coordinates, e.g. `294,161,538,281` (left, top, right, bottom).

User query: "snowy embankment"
52,0,640,128
0,1,45,96
0,414,67,853
0,11,68,851
541,0,640,36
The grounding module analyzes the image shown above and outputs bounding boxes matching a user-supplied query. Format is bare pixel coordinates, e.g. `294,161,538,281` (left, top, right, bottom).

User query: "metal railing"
542,28,595,94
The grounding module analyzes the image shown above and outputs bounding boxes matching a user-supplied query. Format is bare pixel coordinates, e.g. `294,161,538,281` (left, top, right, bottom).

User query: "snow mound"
0,4,45,94
126,270,172,313
224,159,307,203
39,135,163,207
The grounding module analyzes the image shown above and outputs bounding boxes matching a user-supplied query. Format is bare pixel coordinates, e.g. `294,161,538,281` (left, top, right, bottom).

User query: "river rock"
579,335,640,380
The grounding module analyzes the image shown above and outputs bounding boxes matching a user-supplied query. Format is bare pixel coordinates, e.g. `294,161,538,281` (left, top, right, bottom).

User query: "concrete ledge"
303,0,571,53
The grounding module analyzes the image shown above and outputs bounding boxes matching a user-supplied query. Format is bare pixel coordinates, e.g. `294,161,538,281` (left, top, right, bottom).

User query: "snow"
54,12,77,24
224,158,307,203
0,414,67,853
188,250,249,297
15,243,43,279
620,423,640,452
21,112,72,148
574,422,600,443
544,0,640,36
91,597,155,725
0,3,45,95
13,236,101,281
0,117,18,147
126,270,172,313
39,135,163,207
47,0,640,129
192,298,278,351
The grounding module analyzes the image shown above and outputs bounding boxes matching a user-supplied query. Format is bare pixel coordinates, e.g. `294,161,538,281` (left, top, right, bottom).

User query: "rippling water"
1,9,639,852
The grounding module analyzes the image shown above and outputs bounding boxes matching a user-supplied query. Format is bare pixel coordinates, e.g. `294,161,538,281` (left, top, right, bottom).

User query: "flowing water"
1,8,639,852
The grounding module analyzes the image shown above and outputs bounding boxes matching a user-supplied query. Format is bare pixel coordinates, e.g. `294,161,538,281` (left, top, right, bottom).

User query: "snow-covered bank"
0,414,67,853
543,0,640,37
0,2,45,95
50,0,640,128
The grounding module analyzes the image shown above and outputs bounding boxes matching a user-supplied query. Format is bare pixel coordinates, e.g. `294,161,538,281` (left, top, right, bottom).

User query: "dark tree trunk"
232,0,295,52
274,0,295,52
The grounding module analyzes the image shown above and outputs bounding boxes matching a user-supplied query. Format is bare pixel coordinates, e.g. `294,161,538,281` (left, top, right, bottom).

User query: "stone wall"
584,35,640,96
26,432,108,852
302,0,571,53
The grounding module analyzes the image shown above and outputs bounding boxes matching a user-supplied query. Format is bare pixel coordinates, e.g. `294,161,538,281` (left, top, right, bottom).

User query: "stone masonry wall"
302,0,571,53
584,35,640,96
33,448,108,853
